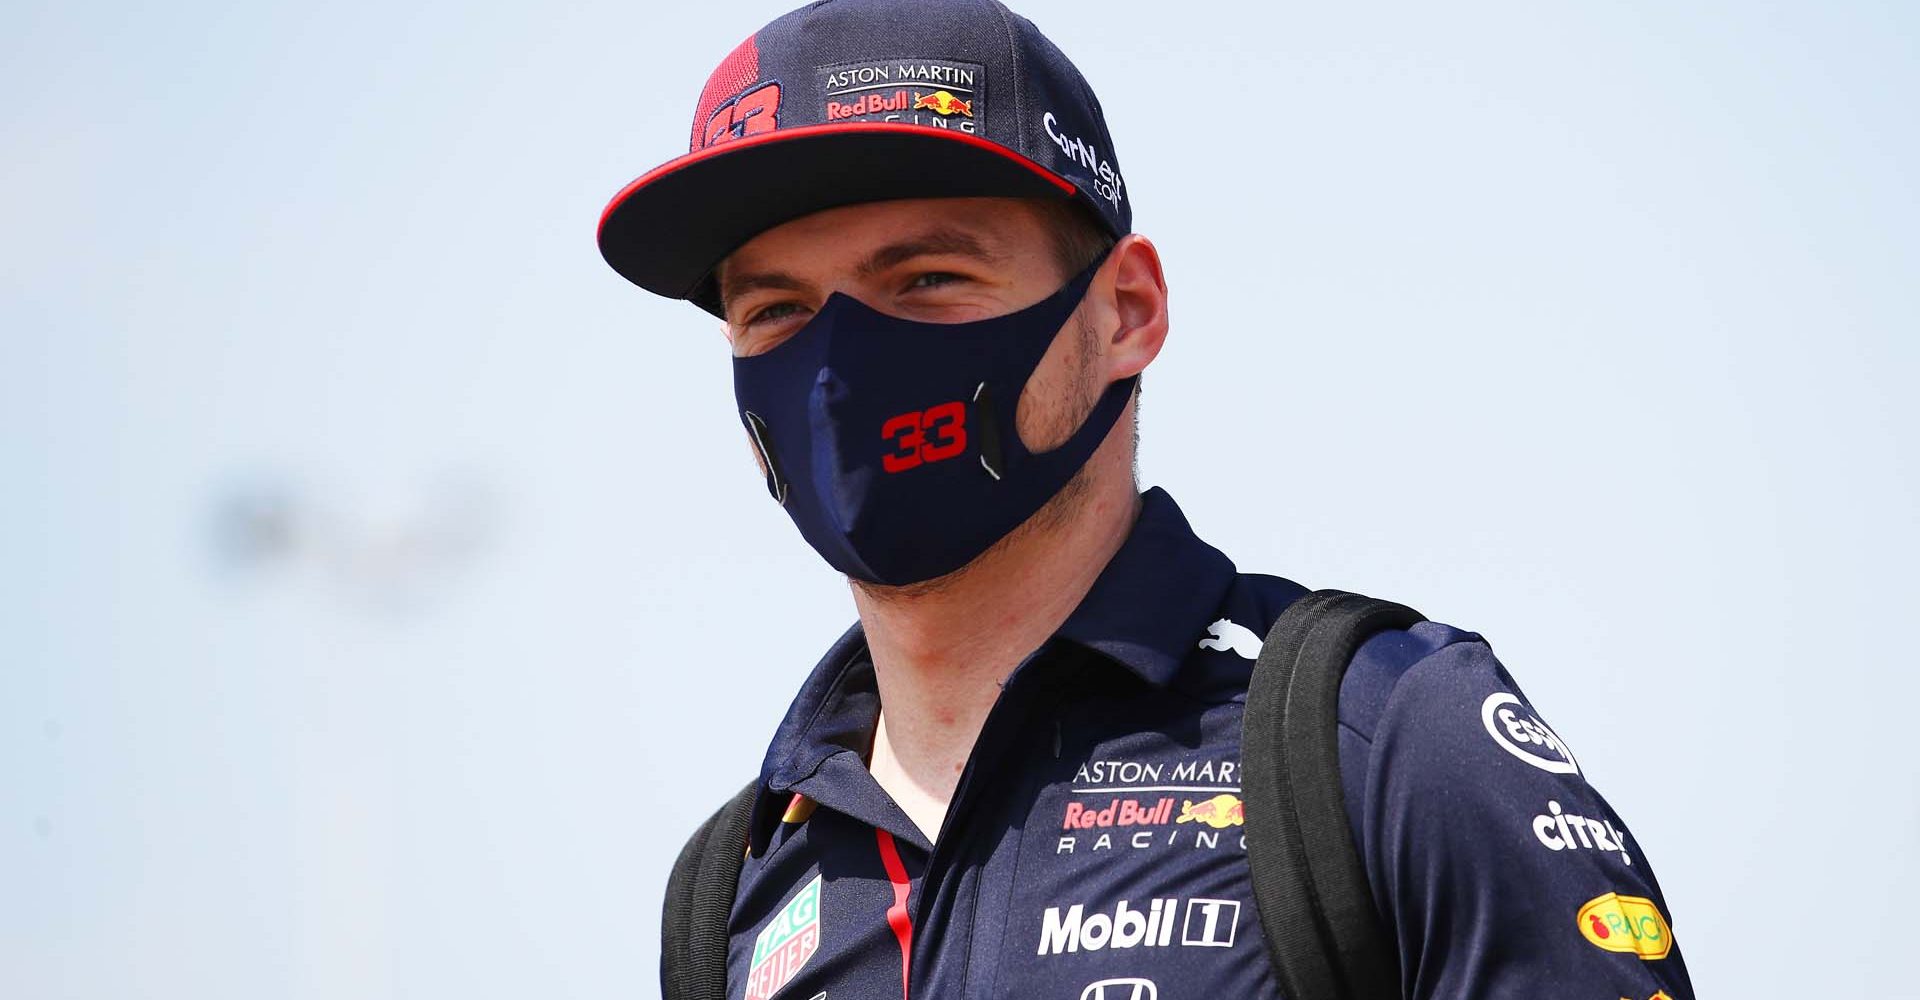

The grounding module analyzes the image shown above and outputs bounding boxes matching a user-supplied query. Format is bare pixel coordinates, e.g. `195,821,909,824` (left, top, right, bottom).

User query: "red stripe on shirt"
874,829,913,999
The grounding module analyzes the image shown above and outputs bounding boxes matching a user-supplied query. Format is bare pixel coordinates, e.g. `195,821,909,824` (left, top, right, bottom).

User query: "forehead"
721,196,1052,275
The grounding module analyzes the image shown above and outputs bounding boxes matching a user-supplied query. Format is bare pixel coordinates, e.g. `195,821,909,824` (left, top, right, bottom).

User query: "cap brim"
597,123,1078,317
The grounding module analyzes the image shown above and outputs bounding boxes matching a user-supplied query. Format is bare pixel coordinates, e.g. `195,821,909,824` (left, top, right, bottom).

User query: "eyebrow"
719,227,1007,313
718,269,810,310
853,228,1005,278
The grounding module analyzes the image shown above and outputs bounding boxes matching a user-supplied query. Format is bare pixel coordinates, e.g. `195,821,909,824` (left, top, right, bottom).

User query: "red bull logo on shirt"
1175,794,1245,830
1058,757,1244,855
1062,797,1174,829
1054,794,1244,855
745,874,823,1000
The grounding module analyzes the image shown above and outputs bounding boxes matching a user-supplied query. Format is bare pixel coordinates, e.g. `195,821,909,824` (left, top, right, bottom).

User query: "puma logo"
1197,618,1262,660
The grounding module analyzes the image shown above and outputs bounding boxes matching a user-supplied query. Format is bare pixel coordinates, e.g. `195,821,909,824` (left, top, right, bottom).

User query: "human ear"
1099,235,1169,380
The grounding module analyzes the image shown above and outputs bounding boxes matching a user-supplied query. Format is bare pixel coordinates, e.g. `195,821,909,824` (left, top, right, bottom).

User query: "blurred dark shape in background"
207,470,502,617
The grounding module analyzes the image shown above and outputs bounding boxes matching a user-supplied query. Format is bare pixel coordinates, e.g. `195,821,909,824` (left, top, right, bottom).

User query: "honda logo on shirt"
1079,979,1157,1000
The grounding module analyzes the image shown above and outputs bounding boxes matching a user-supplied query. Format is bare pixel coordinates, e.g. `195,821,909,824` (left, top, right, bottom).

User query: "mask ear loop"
967,243,1121,480
972,382,1004,481
742,410,788,505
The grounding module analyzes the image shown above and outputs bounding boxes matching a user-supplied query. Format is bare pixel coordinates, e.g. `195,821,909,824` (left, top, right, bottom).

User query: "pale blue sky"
5,1,1916,996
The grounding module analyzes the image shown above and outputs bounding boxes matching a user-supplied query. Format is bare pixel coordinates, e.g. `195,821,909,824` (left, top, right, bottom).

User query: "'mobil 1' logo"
1480,693,1580,775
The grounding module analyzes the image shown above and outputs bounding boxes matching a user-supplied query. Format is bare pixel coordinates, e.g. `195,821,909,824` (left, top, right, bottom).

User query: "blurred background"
5,0,1916,996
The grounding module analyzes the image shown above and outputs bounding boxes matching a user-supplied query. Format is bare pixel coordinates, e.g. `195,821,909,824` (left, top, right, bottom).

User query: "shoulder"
1166,572,1306,703
1338,616,1498,746
1318,599,1592,834
1172,573,1492,725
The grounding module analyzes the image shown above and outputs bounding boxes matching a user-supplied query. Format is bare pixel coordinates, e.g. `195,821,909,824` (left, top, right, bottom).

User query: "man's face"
717,196,1107,452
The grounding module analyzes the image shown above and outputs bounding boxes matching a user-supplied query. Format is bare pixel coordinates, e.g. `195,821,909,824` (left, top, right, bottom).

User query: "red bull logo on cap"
826,89,913,120
912,89,972,116
816,57,985,134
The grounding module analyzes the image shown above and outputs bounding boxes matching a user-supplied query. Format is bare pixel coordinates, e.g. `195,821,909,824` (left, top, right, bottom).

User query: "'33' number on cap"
703,83,781,148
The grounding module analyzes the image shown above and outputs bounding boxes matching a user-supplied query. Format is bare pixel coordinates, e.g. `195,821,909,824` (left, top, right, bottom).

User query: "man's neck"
855,467,1141,841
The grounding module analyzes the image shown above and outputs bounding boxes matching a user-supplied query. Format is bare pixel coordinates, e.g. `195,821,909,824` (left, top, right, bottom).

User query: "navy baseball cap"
596,0,1131,317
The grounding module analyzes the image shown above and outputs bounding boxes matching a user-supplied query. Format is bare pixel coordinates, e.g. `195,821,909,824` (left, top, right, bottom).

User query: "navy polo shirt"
718,488,1694,1000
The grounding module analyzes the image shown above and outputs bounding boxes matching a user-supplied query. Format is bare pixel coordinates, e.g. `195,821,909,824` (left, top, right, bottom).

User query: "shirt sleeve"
1344,630,1696,1000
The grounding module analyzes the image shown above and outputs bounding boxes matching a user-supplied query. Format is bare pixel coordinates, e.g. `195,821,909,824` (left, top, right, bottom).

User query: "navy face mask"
732,256,1135,587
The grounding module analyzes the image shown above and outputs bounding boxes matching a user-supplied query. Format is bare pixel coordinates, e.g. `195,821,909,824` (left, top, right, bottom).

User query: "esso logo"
1480,693,1580,775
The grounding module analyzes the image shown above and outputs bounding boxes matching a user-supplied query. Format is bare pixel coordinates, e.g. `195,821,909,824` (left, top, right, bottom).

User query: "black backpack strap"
661,780,760,1000
1242,589,1426,1000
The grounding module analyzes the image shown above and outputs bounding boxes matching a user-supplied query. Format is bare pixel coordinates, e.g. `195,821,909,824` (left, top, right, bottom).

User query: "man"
597,1,1694,997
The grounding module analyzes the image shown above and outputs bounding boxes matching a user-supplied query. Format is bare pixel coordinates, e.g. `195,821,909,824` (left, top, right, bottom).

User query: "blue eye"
907,272,964,290
746,301,806,326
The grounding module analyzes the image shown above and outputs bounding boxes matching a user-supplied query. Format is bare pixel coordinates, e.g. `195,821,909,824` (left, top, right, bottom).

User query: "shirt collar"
747,487,1238,852
748,623,876,854
759,622,873,795
1054,486,1239,687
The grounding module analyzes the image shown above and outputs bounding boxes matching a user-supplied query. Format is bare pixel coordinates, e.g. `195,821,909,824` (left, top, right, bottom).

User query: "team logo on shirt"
1575,891,1673,960
1531,800,1633,864
1061,794,1245,831
1080,979,1157,1000
1074,758,1239,787
746,875,823,1000
1480,693,1581,775
1175,794,1245,829
1064,796,1176,830
1057,758,1244,856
